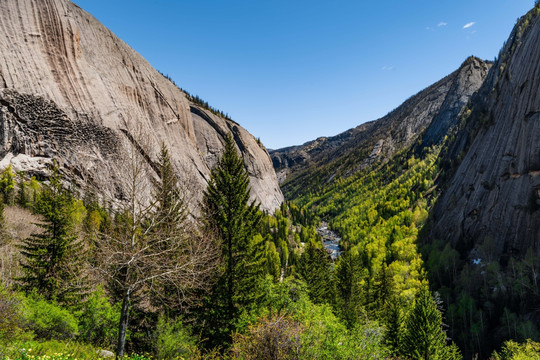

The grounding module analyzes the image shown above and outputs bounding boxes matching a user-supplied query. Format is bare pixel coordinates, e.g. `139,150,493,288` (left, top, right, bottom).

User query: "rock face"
270,57,490,198
430,7,540,259
0,0,283,212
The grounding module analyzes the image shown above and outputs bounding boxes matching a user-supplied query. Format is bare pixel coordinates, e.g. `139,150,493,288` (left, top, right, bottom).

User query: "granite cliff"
421,5,540,355
0,0,283,212
430,6,540,256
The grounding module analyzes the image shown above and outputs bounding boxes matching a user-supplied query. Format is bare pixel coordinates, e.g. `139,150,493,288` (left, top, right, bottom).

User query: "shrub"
22,294,79,340
153,315,197,360
231,315,303,360
0,284,27,345
76,286,120,348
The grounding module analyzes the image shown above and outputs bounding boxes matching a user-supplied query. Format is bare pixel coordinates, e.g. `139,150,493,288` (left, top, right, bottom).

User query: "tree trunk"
116,288,131,359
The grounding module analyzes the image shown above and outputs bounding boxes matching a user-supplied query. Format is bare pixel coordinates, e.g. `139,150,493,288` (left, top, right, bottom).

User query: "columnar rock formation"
0,0,283,211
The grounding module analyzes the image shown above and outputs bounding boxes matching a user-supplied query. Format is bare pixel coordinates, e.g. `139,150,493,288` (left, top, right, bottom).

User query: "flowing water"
317,221,342,260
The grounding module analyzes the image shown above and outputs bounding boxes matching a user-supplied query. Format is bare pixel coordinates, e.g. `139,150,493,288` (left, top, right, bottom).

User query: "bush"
22,294,79,340
76,286,120,348
232,315,303,360
0,284,28,345
153,315,197,360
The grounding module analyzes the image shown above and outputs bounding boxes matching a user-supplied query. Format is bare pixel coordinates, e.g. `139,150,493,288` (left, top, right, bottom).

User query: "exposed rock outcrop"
271,57,490,197
0,0,283,211
430,7,540,258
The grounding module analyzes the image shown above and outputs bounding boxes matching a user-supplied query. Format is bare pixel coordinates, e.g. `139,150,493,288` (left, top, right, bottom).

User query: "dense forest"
0,131,537,360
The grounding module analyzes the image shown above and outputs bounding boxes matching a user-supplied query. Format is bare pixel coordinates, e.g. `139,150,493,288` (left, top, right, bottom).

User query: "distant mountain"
274,2,540,357
0,0,283,212
270,56,490,198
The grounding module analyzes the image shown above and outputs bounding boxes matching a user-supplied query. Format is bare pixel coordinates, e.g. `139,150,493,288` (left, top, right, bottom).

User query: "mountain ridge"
271,56,491,198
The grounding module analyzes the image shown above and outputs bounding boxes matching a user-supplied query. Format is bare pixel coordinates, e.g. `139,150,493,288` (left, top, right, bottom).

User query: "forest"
0,134,538,360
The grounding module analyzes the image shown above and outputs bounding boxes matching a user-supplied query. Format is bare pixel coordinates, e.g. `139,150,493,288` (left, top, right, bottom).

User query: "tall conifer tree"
18,164,86,304
297,240,335,305
401,285,461,359
200,133,264,347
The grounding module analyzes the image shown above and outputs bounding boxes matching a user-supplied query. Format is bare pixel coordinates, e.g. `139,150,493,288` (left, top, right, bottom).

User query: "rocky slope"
419,6,540,356
0,0,283,212
430,6,540,267
271,56,490,197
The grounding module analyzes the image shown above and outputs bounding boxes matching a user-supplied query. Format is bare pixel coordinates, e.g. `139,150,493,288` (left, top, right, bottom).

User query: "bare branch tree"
93,122,218,358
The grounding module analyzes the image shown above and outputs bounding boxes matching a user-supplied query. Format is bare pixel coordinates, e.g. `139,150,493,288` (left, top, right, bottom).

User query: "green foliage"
400,285,460,360
17,176,42,209
153,142,186,233
296,240,335,305
493,339,540,360
293,148,440,323
22,294,79,341
1,340,150,360
17,165,86,304
76,287,120,348
200,134,264,347
0,165,16,205
237,277,389,359
153,315,197,360
0,284,27,345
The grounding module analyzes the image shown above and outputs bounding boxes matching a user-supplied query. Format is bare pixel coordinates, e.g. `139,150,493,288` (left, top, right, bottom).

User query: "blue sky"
72,0,534,149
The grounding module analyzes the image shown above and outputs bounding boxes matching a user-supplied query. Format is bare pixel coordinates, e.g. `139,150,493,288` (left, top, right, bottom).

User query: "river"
317,221,342,260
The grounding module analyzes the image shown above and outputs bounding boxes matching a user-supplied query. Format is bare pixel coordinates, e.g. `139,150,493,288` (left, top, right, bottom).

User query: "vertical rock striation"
0,0,283,211
430,7,540,258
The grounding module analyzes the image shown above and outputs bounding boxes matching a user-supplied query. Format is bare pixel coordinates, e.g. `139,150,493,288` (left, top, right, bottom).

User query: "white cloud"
437,22,447,27
463,22,476,29
381,66,395,71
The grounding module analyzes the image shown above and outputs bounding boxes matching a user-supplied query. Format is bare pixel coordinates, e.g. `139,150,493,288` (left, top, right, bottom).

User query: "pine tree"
297,240,335,306
200,133,263,347
153,142,186,233
18,164,86,304
150,142,192,311
335,250,365,327
401,285,460,359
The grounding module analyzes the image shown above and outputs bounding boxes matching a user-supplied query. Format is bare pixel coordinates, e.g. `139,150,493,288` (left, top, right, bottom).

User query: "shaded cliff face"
0,0,283,212
430,8,540,262
270,57,490,198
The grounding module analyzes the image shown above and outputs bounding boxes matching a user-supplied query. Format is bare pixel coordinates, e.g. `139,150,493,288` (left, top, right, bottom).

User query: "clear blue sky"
72,0,534,149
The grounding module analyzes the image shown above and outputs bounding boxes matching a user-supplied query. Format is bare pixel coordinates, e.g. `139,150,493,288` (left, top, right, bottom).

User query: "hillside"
0,0,283,211
271,56,490,198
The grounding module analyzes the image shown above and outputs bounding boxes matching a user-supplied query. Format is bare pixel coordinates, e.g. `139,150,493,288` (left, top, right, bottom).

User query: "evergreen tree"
335,250,365,327
153,142,186,233
200,133,264,347
401,285,461,359
384,299,403,356
18,164,86,304
297,240,335,306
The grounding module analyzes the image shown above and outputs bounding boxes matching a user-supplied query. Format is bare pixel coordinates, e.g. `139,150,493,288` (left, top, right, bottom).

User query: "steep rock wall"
430,9,540,258
0,0,283,211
